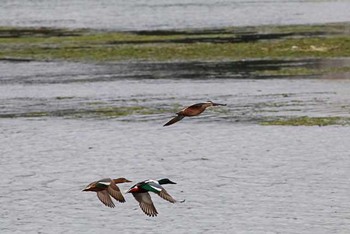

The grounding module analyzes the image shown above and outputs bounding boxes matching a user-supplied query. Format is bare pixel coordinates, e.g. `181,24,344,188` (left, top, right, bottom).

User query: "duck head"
206,100,227,107
82,183,95,192
113,177,132,183
158,178,177,185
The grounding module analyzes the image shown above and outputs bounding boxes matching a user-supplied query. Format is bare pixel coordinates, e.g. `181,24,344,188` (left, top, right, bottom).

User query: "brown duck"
83,177,132,208
164,101,226,126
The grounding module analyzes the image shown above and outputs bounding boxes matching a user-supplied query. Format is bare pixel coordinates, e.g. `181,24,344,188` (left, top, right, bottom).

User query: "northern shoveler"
83,177,132,208
164,101,226,126
126,178,179,217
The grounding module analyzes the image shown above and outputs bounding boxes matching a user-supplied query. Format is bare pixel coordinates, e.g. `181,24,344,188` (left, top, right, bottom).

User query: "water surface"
1,61,350,233
1,0,350,30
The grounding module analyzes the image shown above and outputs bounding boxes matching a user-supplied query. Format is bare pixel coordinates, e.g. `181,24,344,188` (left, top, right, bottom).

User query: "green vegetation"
254,66,350,77
86,106,163,118
2,104,350,127
0,105,177,119
260,116,350,126
1,23,350,62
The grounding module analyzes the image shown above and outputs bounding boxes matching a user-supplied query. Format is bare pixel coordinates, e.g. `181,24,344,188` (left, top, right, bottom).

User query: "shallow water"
1,61,350,233
1,0,350,30
1,119,350,233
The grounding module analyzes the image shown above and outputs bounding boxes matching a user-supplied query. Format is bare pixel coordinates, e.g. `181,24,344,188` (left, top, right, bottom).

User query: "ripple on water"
1,0,350,29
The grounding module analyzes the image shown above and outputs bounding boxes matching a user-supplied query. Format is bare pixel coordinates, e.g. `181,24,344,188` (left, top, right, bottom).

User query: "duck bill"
212,102,226,106
168,180,177,184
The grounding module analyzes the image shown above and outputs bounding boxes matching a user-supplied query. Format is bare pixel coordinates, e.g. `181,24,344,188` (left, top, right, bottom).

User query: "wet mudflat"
1,60,350,233
1,23,350,63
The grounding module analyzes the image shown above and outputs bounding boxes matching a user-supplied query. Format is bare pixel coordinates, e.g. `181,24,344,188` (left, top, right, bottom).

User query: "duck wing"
141,181,177,203
96,190,115,208
158,188,177,203
163,115,184,126
108,182,126,203
133,193,158,217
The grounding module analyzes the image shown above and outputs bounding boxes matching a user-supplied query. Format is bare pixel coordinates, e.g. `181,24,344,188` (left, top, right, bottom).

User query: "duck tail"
163,115,184,126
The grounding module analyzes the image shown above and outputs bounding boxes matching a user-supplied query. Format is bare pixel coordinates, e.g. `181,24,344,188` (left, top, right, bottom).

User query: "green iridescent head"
158,178,177,185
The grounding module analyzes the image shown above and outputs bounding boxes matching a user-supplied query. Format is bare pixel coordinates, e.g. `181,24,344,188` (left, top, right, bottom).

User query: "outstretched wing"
96,190,115,208
158,188,177,203
141,181,177,203
133,193,158,217
163,115,184,126
108,182,126,203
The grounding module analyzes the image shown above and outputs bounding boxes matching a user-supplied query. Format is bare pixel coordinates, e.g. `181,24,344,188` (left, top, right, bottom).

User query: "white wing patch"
145,179,159,184
149,183,162,192
98,181,111,186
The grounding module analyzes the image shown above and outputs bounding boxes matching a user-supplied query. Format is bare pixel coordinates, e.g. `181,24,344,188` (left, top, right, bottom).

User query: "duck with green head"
83,177,132,208
164,101,227,126
126,178,180,217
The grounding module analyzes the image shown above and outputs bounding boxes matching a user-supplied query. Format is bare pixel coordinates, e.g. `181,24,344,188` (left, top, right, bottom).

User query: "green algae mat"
1,23,350,62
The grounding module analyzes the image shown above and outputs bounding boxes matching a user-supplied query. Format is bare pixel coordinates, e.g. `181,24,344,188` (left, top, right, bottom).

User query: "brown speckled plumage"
83,177,132,208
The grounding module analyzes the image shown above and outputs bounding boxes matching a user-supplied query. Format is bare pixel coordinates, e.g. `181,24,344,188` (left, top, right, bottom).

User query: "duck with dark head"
126,178,180,217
